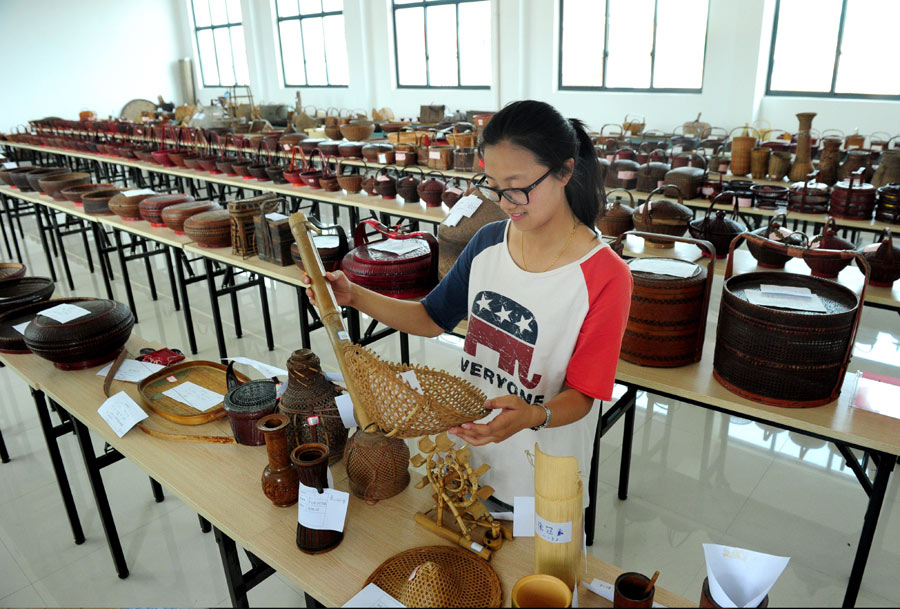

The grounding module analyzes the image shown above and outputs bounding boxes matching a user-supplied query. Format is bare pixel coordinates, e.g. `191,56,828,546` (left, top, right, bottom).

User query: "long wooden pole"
289,211,372,431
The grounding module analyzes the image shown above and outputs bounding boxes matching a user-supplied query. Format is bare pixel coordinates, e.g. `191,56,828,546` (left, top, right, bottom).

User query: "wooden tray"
138,361,250,425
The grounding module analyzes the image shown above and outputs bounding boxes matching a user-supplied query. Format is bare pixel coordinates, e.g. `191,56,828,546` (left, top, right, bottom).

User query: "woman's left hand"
448,395,544,446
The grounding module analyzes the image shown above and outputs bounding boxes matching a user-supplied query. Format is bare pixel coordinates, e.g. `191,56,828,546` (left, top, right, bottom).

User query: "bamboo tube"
413,513,493,560
288,212,372,431
534,443,584,591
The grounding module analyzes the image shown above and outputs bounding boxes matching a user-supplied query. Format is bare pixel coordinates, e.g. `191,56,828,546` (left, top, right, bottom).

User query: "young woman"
303,100,632,504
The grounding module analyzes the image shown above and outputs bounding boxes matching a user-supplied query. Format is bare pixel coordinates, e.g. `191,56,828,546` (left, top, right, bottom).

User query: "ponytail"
479,100,605,227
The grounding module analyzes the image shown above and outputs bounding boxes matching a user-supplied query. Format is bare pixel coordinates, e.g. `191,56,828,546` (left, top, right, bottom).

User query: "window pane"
193,0,211,27
769,0,841,92
302,17,328,85
281,20,307,85
560,0,605,87
323,14,350,85
322,0,343,11
209,0,229,25
606,0,653,88
394,0,419,4
277,0,299,17
197,28,220,85
835,0,900,95
653,0,707,88
299,0,321,14
225,0,241,22
214,27,236,86
396,7,427,86
458,1,490,86
426,4,458,86
231,26,250,85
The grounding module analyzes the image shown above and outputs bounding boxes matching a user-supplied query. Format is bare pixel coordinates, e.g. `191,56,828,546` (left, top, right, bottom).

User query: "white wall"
2,0,898,136
0,0,188,130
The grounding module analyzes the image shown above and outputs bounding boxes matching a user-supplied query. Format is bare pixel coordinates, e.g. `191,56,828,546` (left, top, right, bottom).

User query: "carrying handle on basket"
600,123,624,137
288,211,369,431
288,145,307,172
401,165,424,182
308,215,349,255
644,184,685,223
648,148,668,163
711,191,741,221
869,132,891,150
725,231,870,403
605,189,635,208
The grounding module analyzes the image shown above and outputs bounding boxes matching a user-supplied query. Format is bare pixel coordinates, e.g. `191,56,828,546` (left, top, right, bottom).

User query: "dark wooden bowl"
0,262,26,287
81,188,124,215
61,183,114,205
0,277,55,315
27,168,71,194
39,172,91,201
7,167,42,190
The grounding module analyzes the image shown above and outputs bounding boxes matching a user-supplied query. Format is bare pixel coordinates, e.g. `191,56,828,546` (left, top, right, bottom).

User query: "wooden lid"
184,209,231,228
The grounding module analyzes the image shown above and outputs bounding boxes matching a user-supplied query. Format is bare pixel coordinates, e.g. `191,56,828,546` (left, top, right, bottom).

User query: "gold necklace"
522,220,579,272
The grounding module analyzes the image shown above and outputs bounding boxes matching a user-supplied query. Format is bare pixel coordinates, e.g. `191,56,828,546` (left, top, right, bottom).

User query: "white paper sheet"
2,161,18,169
162,381,224,410
629,258,698,278
703,544,789,608
12,321,30,335
583,579,666,608
442,211,464,227
397,370,424,395
324,371,344,384
368,239,422,256
98,391,148,438
744,289,827,313
225,356,288,378
342,583,405,608
759,284,812,297
489,511,514,521
513,496,535,537
121,188,156,197
297,481,349,532
265,212,288,221
454,194,483,218
314,235,341,249
536,515,573,543
39,303,91,324
335,393,357,429
96,359,164,383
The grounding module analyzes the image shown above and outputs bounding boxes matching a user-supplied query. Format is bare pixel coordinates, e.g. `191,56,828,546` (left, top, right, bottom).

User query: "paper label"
40,303,91,324
297,481,349,532
265,212,288,221
98,391,148,438
122,188,156,197
368,239,422,256
396,152,407,161
469,541,485,553
162,381,224,410
97,359,164,383
337,330,349,342
737,196,753,207
335,393,357,429
453,194,483,217
225,356,287,378
313,235,340,248
194,112,205,120
376,174,390,182
12,321,30,335
718,162,730,172
378,153,388,164
429,150,441,159
760,284,812,297
744,289,827,313
617,170,636,180
606,154,615,161
673,145,684,154
446,186,463,195
536,515,573,543
513,496,535,537
702,185,714,195
166,375,178,383
629,258,698,278
397,370,424,395
342,583,405,608
2,162,17,169
443,212,463,227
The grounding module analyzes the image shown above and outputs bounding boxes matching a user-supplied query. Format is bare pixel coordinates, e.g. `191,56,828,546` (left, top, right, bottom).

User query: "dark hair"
478,100,605,227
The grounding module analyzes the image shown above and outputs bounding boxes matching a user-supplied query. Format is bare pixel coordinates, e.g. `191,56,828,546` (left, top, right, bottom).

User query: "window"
767,0,900,98
191,0,250,87
276,0,350,87
559,0,710,91
392,0,491,89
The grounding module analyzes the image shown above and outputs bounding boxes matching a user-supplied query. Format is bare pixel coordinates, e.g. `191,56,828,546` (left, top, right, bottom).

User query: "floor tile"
0,537,30,599
0,584,46,608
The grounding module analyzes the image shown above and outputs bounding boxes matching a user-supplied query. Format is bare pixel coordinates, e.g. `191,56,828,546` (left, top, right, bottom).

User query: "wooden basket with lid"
596,189,635,237
688,192,745,258
633,185,693,247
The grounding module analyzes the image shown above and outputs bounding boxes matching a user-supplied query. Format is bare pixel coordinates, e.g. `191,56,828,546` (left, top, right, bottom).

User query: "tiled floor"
0,204,899,607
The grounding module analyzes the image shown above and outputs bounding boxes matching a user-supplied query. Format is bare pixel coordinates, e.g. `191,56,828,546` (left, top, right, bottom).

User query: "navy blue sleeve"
422,220,507,333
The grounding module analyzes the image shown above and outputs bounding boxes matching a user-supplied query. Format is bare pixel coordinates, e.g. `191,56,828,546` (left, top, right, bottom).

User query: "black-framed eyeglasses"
475,168,553,206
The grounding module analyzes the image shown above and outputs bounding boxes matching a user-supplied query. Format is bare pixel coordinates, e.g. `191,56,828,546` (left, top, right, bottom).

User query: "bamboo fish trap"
288,212,488,438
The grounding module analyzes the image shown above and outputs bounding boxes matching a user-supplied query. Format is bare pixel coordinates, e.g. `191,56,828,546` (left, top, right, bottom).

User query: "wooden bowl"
81,188,124,215
26,167,69,193
318,140,342,157
61,183,114,205
0,277,55,315
339,121,375,141
8,167,43,190
109,191,157,221
38,172,91,201
338,141,365,159
184,209,232,248
161,200,221,234
139,194,194,226
0,262,26,287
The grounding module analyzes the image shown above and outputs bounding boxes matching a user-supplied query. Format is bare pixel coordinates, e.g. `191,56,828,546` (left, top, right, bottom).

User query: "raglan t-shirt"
422,220,632,504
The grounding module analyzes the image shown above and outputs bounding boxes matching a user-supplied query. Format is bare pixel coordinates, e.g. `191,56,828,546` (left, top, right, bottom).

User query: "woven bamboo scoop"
288,212,489,438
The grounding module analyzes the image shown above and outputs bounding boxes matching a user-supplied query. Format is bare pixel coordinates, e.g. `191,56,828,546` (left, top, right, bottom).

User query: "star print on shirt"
496,306,512,322
514,315,533,334
476,294,493,312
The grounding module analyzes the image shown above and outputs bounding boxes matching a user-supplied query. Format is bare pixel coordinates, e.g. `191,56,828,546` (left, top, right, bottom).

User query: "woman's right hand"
300,270,354,308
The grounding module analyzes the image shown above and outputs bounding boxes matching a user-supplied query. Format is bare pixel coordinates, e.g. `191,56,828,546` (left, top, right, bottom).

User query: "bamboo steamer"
875,184,900,224
139,193,194,226
534,443,583,592
161,200,221,234
184,209,232,248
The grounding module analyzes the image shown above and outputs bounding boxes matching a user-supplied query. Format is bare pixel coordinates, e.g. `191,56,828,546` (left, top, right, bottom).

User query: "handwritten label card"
368,239,421,256
122,188,156,197
97,359,164,383
163,381,223,410
2,161,18,169
629,258,698,278
297,481,350,532
265,212,288,221
98,391,148,438
744,289,826,313
442,194,483,227
342,583,405,608
313,235,341,249
40,303,91,324
225,356,288,378
12,321,31,335
334,393,356,429
513,496,535,537
536,515,573,544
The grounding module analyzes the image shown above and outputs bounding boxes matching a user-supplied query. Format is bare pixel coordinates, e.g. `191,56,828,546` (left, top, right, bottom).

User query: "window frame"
275,1,349,88
766,0,900,100
557,0,711,93
191,0,248,88
391,0,491,90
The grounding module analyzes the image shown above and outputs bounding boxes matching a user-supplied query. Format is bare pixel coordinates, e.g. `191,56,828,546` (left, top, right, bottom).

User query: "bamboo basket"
768,150,792,181
288,212,488,438
534,443,583,593
750,147,770,179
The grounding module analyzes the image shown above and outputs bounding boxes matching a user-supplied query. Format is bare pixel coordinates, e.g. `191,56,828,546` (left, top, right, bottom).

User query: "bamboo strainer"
289,212,488,438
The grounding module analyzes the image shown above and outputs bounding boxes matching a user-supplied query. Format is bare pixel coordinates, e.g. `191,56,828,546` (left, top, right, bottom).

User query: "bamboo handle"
288,212,372,431
413,513,493,561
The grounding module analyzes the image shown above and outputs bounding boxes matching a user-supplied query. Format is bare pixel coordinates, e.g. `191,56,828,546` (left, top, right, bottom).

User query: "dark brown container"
746,214,808,269
38,172,91,201
255,206,293,266
81,188,124,215
343,430,410,501
437,184,507,277
0,277,55,315
875,183,900,224
0,262,26,287
290,228,349,274
856,228,900,287
616,232,715,367
318,140,342,157
805,217,855,278
23,298,134,370
373,166,397,199
257,413,299,507
396,166,422,202
139,194,194,227
418,171,445,207
60,183,114,205
714,233,865,408
278,349,347,465
109,190,157,221
223,380,277,445
184,209,232,248
596,189,635,237
788,176,830,214
336,159,364,194
338,141,365,159
615,572,655,608
26,167,69,193
606,150,640,189
636,157,671,192
7,166,43,190
0,297,93,354
161,200,220,234
632,186,693,247
830,171,876,220
665,156,708,199
688,193,745,258
362,142,394,164
291,443,343,553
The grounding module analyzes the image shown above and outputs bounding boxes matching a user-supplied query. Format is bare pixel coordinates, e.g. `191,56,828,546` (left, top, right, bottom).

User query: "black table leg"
149,478,165,502
400,332,410,364
0,424,8,463
113,229,138,323
0,198,12,259
92,224,114,299
78,219,95,273
843,452,896,607
34,201,58,282
48,209,75,290
32,389,85,544
140,239,158,301
297,287,311,349
617,392,637,501
198,515,211,533
175,251,198,354
165,245,180,311
257,275,274,351
214,526,276,609
204,258,228,359
71,414,129,579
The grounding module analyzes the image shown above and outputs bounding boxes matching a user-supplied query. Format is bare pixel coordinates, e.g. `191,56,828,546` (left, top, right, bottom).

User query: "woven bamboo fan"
289,212,488,438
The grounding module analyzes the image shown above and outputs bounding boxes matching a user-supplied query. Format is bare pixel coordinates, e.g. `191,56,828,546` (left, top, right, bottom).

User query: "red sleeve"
565,247,633,401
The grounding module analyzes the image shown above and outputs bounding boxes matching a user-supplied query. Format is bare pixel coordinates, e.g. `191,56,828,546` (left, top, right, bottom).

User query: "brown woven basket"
363,546,502,608
805,217,855,278
615,232,715,367
750,147,771,179
343,429,410,500
746,213,809,268
664,155,707,199
688,193,745,258
714,233,868,408
788,173,830,214
729,127,759,177
768,150,793,181
596,189,635,237
856,228,900,287
633,185,693,247
636,157,671,192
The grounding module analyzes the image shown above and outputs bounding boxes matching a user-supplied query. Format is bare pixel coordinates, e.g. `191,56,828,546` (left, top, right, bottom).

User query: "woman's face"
481,140,572,231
